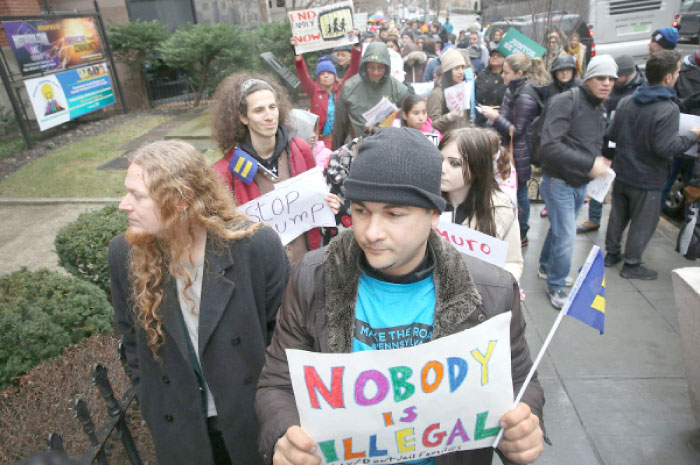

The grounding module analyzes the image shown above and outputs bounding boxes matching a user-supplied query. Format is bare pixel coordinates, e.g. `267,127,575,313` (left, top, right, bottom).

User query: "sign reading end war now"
287,313,513,465
496,28,546,58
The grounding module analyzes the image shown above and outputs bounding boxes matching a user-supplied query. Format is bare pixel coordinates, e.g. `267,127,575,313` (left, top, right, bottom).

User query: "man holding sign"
257,127,544,465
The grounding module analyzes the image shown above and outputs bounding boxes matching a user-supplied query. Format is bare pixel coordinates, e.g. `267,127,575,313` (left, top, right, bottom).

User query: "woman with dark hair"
211,73,339,262
426,48,475,133
439,127,523,281
480,52,550,247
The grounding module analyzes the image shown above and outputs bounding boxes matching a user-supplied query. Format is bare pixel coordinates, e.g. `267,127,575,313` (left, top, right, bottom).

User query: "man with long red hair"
108,139,290,465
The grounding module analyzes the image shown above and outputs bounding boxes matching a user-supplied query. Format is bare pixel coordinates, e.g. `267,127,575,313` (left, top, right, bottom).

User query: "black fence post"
92,364,143,465
74,399,109,465
0,54,32,149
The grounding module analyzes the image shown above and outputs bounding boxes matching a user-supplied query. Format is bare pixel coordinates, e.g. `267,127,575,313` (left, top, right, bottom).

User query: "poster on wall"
289,1,357,54
2,18,104,76
24,62,115,131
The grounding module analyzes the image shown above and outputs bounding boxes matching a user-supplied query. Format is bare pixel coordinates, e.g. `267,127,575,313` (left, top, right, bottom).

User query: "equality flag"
563,247,606,334
228,147,258,184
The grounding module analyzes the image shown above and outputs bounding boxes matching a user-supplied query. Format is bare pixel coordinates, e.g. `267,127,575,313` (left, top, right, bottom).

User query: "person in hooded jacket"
480,53,551,247
333,41,410,147
605,50,700,279
578,55,645,234
291,37,361,149
540,55,580,102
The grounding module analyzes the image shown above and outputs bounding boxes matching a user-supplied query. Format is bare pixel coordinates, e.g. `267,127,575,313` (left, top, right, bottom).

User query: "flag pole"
492,246,600,448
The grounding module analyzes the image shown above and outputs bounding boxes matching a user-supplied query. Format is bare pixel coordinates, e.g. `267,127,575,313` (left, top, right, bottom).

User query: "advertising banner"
287,312,513,465
3,18,104,76
496,28,545,58
289,1,357,54
24,62,115,131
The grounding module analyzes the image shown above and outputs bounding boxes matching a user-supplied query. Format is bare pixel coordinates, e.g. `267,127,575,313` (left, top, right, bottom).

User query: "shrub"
158,23,254,106
54,204,128,293
0,268,113,388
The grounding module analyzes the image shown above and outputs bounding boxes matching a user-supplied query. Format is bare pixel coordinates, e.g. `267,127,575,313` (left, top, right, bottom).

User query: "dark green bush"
0,268,113,388
54,204,128,293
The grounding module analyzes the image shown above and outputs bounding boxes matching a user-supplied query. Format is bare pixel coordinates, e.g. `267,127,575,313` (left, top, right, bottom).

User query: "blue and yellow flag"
565,248,605,334
228,147,258,185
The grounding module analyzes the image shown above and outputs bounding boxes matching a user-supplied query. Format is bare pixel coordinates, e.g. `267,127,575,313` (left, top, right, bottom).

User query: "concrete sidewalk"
508,202,700,465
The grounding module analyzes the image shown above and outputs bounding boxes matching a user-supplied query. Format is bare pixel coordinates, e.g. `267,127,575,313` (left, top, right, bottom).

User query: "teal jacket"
333,41,409,147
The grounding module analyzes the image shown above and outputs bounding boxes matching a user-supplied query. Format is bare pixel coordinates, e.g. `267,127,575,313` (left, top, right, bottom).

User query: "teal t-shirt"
322,93,335,136
352,273,436,465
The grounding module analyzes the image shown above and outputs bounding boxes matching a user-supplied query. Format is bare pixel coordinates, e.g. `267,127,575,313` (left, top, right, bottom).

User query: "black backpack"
526,86,580,167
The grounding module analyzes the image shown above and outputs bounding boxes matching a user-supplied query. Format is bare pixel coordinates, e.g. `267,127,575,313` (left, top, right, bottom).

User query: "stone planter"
673,267,700,425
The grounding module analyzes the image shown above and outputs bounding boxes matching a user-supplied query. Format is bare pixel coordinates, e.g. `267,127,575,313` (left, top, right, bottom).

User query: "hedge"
54,204,128,294
0,268,113,388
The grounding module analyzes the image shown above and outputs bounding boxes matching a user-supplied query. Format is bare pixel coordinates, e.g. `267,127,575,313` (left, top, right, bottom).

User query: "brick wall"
0,0,43,46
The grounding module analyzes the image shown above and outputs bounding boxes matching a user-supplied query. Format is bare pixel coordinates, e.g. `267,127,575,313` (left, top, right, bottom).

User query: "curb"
0,198,120,206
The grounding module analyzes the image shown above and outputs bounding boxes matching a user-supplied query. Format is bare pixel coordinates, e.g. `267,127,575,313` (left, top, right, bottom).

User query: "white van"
587,0,682,64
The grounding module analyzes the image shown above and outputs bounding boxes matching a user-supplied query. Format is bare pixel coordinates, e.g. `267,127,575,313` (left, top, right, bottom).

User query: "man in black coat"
538,55,617,309
109,140,290,465
605,50,700,279
578,54,645,234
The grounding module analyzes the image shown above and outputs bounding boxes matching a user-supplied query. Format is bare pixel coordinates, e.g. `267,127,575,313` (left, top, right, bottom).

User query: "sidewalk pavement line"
0,198,121,206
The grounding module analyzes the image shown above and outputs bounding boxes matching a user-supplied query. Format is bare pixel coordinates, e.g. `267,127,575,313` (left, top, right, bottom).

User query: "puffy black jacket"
540,84,607,187
474,67,506,127
492,78,540,182
607,84,698,190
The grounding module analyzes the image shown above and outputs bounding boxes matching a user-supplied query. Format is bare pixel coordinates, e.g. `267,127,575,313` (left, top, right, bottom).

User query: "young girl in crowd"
399,94,441,141
290,36,361,148
439,127,523,282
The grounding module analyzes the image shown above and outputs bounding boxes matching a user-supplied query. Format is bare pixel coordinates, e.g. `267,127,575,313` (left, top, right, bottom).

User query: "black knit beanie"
344,127,446,212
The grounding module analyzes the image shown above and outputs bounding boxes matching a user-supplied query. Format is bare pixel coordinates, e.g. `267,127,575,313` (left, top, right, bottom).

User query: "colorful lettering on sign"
396,428,415,453
355,369,390,406
470,341,497,386
474,411,501,440
304,365,345,409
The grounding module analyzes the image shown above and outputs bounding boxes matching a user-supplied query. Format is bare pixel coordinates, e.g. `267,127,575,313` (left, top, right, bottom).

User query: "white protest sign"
586,168,616,203
412,81,434,96
434,220,508,269
679,113,700,156
287,312,513,465
240,167,336,245
424,133,440,146
444,81,472,112
289,1,356,55
362,97,399,127
353,12,368,29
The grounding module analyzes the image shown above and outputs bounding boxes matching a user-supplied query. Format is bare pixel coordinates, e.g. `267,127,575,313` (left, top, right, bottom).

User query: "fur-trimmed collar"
322,229,483,353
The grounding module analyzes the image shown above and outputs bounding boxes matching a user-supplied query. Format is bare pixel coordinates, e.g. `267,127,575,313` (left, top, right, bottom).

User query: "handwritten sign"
435,220,508,269
444,81,473,112
240,167,336,244
290,1,356,54
496,28,545,58
287,312,513,465
412,81,434,96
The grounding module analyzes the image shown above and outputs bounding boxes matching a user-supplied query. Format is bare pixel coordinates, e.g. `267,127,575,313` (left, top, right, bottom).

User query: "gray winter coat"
109,227,290,465
256,229,545,465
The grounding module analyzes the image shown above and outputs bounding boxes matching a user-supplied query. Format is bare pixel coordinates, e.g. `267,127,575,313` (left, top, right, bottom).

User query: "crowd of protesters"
95,14,700,465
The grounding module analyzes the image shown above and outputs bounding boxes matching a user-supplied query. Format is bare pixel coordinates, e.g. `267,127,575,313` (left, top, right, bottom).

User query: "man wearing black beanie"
256,127,545,465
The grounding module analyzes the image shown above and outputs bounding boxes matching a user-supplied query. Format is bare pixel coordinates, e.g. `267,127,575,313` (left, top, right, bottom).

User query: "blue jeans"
517,180,530,238
588,199,603,224
539,175,587,291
